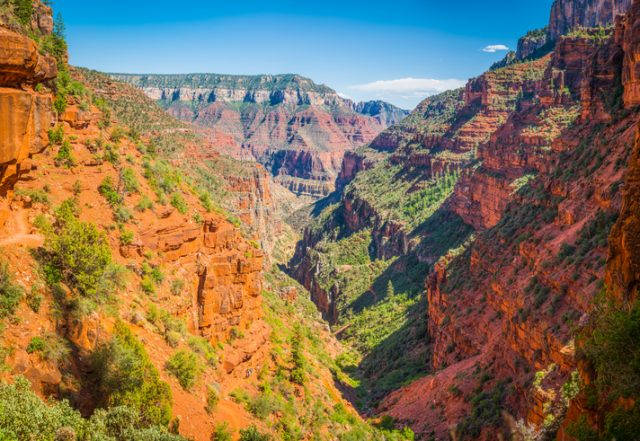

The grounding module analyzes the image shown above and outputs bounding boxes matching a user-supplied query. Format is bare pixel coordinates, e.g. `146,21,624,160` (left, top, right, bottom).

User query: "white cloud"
351,77,466,95
337,91,353,100
482,44,510,53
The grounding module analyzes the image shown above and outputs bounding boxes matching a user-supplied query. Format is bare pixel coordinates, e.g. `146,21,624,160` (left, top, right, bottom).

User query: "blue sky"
56,0,554,109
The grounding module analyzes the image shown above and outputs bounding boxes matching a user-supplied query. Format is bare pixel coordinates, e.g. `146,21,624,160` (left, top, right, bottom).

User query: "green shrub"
239,425,271,441
211,422,233,441
10,0,32,25
110,126,127,143
150,266,164,284
14,188,49,205
199,191,214,212
146,304,186,347
26,334,69,364
570,297,640,440
248,390,280,420
0,262,23,319
170,193,188,215
26,337,45,354
98,176,121,207
92,321,173,426
165,350,202,390
0,376,184,440
103,144,120,165
72,180,83,196
140,276,155,294
121,168,139,194
0,376,85,440
290,325,306,385
26,287,42,313
135,195,154,212
188,336,217,366
143,160,182,196
48,126,64,145
54,140,75,168
41,202,124,304
170,279,185,296
113,206,133,223
457,382,507,439
206,384,220,414
119,229,134,246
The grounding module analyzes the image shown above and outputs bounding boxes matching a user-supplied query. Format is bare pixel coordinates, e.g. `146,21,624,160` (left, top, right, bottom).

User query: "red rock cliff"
548,0,632,39
0,22,56,225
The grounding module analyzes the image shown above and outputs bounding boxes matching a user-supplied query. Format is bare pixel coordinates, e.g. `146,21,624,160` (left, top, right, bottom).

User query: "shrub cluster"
91,321,173,427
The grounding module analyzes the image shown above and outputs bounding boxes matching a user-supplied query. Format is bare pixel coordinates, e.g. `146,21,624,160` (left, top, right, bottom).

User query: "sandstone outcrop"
0,24,56,225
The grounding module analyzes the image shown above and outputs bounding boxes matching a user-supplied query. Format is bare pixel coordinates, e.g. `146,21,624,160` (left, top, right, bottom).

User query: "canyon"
0,0,640,440
290,0,640,439
113,73,408,198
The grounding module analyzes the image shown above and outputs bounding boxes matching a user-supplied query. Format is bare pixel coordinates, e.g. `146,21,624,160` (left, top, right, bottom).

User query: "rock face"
517,29,551,59
140,216,263,342
606,128,640,302
0,24,56,225
376,3,640,439
291,0,640,438
112,73,408,197
621,0,640,106
548,0,632,39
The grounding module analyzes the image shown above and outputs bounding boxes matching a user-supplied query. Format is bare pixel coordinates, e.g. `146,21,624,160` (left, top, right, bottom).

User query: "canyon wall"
0,25,56,224
291,0,639,438
549,0,633,39
113,73,408,198
379,3,639,439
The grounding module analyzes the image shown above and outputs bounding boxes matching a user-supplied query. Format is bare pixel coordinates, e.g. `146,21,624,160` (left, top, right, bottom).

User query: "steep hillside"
0,3,415,441
289,0,640,439
113,73,408,198
72,67,306,262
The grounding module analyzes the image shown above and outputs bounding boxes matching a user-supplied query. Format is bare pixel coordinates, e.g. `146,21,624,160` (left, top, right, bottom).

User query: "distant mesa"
113,72,409,198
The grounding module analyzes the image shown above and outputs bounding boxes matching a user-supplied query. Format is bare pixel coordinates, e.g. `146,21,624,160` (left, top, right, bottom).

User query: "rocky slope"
0,3,419,440
113,73,408,198
0,22,56,225
289,0,640,439
73,67,295,261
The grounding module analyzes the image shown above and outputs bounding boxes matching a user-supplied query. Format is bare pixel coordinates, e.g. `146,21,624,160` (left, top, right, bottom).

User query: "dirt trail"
0,209,43,248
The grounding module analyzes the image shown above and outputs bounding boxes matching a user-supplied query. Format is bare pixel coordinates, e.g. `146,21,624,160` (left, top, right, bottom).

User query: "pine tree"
53,12,65,38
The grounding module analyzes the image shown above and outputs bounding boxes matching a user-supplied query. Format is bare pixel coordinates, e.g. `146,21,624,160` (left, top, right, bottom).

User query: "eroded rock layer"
113,73,408,197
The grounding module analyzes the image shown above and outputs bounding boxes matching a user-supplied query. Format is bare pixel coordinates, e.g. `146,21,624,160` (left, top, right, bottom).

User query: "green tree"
11,0,32,26
92,321,173,427
386,280,395,298
290,324,306,385
165,350,202,390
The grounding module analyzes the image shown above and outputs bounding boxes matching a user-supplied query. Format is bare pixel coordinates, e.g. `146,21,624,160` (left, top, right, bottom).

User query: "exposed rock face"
0,26,56,224
292,0,640,437
0,28,57,87
336,150,374,190
139,216,263,342
377,3,640,438
606,2,640,302
548,0,632,40
354,100,409,126
621,0,640,106
112,73,408,197
517,29,551,59
607,130,640,302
